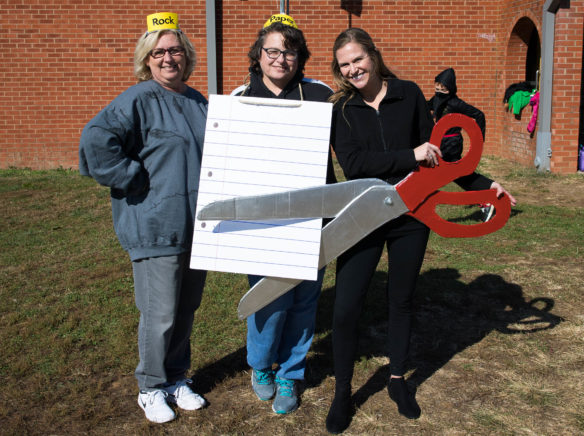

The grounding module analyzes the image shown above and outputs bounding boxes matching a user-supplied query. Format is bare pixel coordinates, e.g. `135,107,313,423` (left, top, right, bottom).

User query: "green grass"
1,163,583,435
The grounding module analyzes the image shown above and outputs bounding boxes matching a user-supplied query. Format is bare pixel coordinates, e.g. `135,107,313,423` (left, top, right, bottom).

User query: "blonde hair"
133,29,197,82
329,28,396,105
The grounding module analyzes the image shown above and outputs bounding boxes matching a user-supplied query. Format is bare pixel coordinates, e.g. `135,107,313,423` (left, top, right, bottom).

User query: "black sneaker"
326,388,353,434
388,378,421,419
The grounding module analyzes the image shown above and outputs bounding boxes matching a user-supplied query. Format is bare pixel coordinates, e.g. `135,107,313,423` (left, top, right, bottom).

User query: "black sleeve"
454,171,493,191
332,106,417,180
450,98,486,139
417,87,435,143
446,98,490,190
427,96,435,116
325,146,337,184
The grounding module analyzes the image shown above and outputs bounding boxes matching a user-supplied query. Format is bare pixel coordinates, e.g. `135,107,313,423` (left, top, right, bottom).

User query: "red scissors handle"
396,113,484,210
396,113,511,238
408,190,511,237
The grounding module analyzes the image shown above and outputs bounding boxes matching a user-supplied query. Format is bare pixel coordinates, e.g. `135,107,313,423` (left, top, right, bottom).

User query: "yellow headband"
263,14,298,29
147,12,180,33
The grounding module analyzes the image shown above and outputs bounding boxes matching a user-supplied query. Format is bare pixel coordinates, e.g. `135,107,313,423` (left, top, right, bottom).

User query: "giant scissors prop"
197,114,512,320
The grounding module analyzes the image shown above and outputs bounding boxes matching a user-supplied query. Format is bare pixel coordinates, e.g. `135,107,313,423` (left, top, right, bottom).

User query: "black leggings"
332,216,430,387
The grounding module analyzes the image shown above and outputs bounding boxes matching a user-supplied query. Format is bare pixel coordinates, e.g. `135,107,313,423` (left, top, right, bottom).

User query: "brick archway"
501,16,540,166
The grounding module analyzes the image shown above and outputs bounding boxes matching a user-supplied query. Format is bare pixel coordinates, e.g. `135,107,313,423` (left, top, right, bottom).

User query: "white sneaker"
480,203,495,222
137,389,176,423
164,378,207,410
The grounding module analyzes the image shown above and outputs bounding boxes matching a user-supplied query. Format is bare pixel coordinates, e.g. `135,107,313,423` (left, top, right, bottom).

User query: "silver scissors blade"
196,178,388,221
237,184,409,319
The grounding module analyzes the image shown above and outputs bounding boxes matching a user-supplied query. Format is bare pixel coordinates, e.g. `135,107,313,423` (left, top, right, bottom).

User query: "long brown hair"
329,28,396,105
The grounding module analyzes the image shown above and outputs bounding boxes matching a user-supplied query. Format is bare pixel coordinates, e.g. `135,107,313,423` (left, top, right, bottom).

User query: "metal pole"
535,0,568,171
279,0,289,14
206,0,218,95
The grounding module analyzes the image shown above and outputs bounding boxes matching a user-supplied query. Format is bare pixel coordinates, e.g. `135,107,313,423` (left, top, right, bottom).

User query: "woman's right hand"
414,142,442,167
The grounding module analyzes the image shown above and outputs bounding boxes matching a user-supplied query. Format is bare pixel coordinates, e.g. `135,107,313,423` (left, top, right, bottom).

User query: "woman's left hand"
490,181,517,206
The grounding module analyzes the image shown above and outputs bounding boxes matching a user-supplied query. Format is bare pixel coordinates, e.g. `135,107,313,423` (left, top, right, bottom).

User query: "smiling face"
259,31,299,93
146,32,187,93
335,41,379,95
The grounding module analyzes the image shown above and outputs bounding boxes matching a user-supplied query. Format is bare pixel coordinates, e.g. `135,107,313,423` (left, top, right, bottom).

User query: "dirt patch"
2,163,583,436
478,156,584,208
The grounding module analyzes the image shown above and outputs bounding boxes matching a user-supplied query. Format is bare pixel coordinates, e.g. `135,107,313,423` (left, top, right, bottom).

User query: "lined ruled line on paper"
190,94,332,281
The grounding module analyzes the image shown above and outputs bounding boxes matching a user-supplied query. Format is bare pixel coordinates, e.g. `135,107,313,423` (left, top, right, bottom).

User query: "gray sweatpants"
132,253,206,390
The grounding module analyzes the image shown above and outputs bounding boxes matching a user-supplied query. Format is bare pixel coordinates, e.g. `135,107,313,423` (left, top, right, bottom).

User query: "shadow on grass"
194,346,248,395
309,267,563,413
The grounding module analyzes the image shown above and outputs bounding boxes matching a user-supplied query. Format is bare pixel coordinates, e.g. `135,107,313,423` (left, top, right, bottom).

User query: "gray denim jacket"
79,80,207,261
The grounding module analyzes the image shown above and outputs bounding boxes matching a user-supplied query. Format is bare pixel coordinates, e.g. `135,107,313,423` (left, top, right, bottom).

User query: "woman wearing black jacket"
231,14,336,416
325,28,515,434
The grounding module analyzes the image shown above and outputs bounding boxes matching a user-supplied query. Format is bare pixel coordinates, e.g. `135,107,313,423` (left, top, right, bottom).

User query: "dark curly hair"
247,22,310,81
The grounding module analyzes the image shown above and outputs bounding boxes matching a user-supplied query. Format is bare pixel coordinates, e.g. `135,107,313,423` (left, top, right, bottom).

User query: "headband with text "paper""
263,14,298,29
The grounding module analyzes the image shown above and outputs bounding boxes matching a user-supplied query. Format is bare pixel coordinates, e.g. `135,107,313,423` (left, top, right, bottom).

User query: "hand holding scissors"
197,114,512,318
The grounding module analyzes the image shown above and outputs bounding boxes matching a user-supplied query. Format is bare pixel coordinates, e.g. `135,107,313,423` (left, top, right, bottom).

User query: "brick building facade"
1,0,582,173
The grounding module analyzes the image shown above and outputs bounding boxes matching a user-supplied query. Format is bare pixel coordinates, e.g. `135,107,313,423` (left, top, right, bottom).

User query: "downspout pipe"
535,0,569,171
206,0,217,95
280,0,289,14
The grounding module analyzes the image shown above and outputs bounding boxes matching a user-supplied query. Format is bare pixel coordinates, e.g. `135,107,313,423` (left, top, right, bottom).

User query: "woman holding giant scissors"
326,28,516,434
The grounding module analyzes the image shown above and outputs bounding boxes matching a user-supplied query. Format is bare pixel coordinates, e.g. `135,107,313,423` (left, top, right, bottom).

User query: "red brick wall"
0,0,209,169
0,0,581,173
550,3,584,173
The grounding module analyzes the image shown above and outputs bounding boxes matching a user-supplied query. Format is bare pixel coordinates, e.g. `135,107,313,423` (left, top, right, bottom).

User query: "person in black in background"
427,68,495,221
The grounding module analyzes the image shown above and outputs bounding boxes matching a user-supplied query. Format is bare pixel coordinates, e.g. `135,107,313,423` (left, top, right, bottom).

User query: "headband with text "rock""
147,12,180,33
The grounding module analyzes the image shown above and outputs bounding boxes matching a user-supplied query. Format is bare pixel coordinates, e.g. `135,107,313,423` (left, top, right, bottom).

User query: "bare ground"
478,157,584,208
3,158,583,436
98,159,583,435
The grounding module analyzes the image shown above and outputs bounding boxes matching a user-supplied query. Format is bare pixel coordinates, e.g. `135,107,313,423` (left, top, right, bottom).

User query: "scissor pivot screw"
384,197,393,206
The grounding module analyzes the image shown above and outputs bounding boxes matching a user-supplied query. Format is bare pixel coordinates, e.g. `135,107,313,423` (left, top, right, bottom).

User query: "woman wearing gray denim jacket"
79,13,208,424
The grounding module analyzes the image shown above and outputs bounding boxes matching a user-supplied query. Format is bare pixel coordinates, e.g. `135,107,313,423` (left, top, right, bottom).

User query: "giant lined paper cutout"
190,95,332,280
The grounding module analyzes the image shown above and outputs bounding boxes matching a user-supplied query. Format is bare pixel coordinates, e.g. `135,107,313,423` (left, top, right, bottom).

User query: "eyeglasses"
262,47,298,61
150,46,185,59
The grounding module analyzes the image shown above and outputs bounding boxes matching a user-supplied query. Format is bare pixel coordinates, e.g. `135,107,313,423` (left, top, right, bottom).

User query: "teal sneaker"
251,368,275,401
272,377,298,414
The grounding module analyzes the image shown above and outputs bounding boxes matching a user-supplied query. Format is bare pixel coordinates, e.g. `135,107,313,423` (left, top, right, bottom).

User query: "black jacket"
425,69,491,190
332,78,432,185
234,71,337,184
333,78,491,191
236,69,333,102
427,68,486,163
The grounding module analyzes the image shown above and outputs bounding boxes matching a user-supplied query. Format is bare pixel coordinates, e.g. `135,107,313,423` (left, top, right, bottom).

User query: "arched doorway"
502,17,540,166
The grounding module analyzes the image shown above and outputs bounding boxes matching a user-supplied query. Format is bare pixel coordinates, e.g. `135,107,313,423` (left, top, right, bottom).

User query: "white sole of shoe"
137,397,176,423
